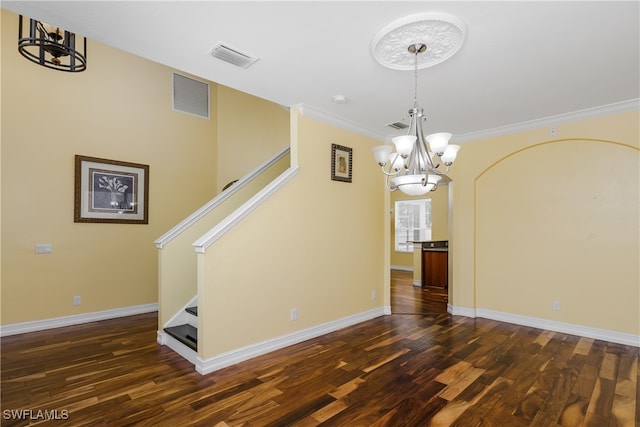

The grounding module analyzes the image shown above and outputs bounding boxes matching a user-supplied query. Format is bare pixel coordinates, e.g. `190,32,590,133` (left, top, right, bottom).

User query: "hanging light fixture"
370,13,466,195
371,43,460,195
18,15,87,72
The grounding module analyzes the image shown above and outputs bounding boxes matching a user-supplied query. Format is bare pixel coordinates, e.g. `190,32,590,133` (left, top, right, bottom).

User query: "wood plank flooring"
390,269,448,315
2,272,638,426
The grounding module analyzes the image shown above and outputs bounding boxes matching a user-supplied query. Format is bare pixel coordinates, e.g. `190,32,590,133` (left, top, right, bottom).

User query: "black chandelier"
18,15,87,72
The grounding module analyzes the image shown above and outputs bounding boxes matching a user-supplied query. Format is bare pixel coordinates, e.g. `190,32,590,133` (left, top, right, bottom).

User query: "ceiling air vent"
209,43,259,69
387,121,409,130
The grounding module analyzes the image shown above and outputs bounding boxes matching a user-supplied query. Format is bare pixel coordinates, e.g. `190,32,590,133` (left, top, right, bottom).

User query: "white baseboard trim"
157,331,199,365
448,304,477,318
157,330,167,345
448,305,640,347
194,307,386,375
0,303,158,337
390,265,413,272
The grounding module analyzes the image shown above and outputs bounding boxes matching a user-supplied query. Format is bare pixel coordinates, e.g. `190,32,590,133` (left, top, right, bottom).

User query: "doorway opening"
390,269,447,314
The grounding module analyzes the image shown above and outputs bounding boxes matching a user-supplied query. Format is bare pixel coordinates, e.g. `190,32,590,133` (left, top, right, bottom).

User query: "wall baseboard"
390,265,412,272
448,305,639,347
0,303,158,337
194,307,386,375
157,331,199,365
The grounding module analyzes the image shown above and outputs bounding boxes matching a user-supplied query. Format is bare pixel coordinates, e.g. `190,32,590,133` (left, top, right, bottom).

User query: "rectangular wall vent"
387,121,409,130
210,43,259,69
172,73,210,119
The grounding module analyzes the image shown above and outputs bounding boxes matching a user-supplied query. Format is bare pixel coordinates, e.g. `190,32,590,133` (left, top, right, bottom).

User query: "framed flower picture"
74,155,149,224
331,143,353,183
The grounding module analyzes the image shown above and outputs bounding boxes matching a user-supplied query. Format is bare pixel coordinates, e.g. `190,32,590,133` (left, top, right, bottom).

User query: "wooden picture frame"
331,143,353,183
74,155,149,224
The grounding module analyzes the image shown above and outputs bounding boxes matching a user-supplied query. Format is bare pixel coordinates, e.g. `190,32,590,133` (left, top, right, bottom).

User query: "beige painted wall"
390,186,449,269
198,109,386,358
216,86,290,192
450,111,639,335
0,10,220,324
1,10,294,326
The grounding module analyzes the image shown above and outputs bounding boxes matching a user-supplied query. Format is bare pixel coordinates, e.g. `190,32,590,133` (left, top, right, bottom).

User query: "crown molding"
454,99,640,143
299,105,386,141
301,99,639,145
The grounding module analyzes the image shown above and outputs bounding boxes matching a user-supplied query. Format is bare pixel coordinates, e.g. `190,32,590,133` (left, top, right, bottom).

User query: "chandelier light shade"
18,15,87,72
371,43,461,195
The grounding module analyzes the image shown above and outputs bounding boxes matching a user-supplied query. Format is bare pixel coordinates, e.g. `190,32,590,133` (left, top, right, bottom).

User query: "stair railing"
155,146,291,330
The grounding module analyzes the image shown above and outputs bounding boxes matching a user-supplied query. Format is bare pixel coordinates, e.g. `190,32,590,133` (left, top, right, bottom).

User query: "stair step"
164,324,197,351
185,306,198,316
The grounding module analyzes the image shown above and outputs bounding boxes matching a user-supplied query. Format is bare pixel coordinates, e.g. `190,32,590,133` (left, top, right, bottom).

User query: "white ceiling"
3,1,639,142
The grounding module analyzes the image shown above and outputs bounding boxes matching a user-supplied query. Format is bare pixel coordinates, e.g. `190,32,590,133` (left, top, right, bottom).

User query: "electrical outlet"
552,300,560,311
290,308,298,321
371,290,377,300
35,244,52,254
73,296,81,306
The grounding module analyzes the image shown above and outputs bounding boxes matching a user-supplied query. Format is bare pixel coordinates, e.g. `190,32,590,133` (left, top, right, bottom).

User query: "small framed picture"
74,155,149,224
331,143,353,183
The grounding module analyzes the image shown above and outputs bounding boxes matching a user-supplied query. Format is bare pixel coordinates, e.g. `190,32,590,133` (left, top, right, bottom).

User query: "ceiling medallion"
371,12,466,70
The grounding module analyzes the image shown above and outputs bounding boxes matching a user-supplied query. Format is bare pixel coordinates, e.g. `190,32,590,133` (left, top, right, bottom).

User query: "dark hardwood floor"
2,271,638,426
390,269,448,314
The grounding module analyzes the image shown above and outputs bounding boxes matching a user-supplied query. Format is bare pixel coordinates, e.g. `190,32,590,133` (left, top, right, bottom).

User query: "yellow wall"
216,86,290,192
450,111,639,335
390,186,449,269
0,10,221,324
198,108,386,358
1,10,293,326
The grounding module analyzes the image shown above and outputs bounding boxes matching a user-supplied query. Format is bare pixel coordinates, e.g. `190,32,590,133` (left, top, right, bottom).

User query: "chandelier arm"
410,111,438,174
417,118,437,170
406,142,427,173
385,174,398,192
35,21,49,39
377,151,408,176
403,111,418,173
417,138,436,170
379,163,404,177
428,157,451,174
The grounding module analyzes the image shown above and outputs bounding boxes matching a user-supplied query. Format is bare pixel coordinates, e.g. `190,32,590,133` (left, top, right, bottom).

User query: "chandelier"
371,43,460,195
18,15,87,72
369,12,465,195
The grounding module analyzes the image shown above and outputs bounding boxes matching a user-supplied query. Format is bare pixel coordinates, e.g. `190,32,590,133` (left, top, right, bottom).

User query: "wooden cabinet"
422,250,448,288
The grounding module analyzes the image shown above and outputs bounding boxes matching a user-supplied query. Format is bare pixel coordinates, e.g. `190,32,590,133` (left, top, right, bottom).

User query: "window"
395,199,432,252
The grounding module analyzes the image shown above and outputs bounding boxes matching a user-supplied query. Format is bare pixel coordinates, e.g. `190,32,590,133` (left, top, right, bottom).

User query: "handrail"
192,166,299,253
155,146,290,249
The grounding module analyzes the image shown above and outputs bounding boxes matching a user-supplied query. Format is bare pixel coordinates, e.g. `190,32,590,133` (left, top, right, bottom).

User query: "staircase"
164,306,198,351
156,146,294,367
